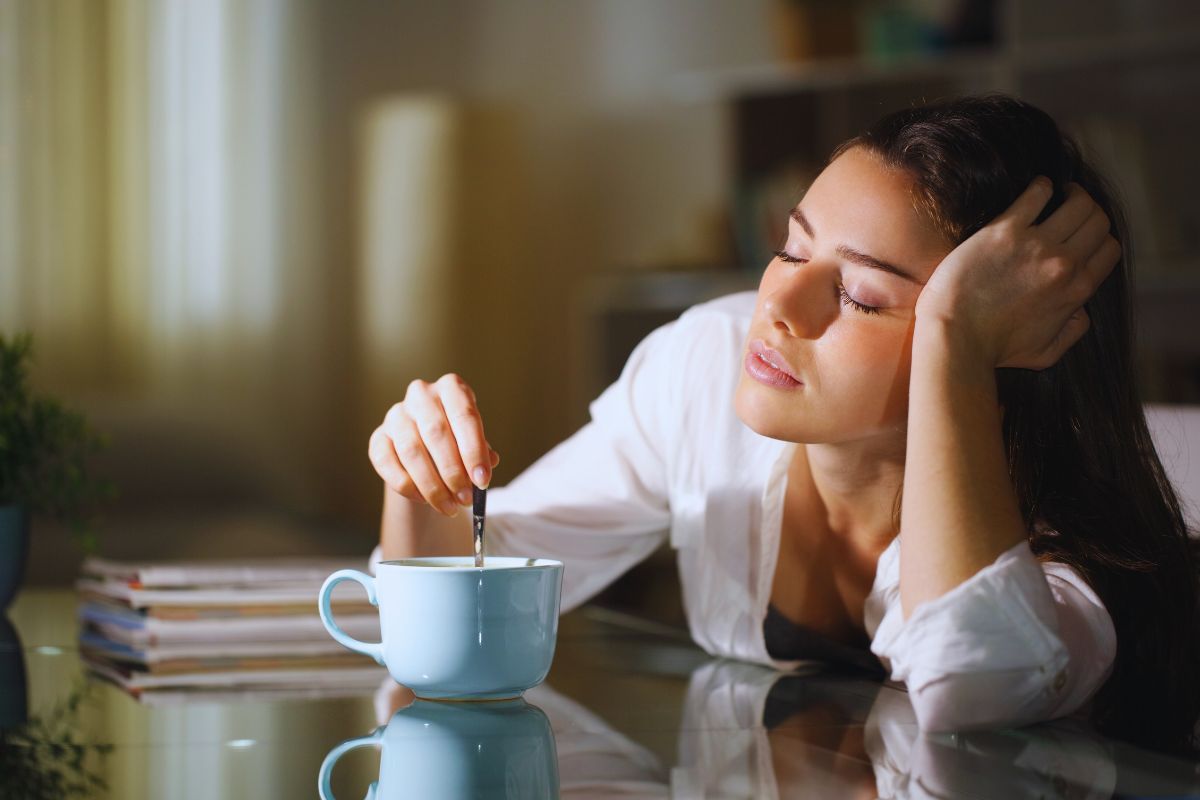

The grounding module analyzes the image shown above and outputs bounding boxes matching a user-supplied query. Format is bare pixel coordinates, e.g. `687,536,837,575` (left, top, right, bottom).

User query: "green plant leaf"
0,331,111,551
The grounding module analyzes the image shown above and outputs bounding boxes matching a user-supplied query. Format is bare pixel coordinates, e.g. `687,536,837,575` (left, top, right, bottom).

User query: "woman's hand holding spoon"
368,373,500,517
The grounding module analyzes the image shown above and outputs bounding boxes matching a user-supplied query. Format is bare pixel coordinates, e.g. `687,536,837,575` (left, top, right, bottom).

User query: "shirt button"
1053,668,1067,692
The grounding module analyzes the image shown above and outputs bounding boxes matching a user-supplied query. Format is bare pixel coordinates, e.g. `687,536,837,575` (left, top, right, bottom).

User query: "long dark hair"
830,93,1200,754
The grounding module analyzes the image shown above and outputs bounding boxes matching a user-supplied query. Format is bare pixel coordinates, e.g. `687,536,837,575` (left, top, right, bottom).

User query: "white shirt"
370,290,1117,731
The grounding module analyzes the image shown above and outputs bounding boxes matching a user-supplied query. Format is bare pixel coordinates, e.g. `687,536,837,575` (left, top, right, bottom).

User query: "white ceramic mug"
318,557,564,700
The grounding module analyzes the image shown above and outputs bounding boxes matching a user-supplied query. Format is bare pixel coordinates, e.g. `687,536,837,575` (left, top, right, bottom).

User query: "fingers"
1042,181,1120,279
1039,183,1120,310
1001,175,1055,228
1056,203,1120,303
433,374,494,490
1082,234,1122,289
1051,307,1091,365
383,401,461,516
1062,205,1114,264
1038,182,1095,243
368,425,411,497
368,420,499,514
1016,307,1090,371
403,380,476,512
368,376,501,519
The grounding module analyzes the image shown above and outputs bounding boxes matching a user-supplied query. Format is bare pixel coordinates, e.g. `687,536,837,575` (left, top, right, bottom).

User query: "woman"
367,94,1200,753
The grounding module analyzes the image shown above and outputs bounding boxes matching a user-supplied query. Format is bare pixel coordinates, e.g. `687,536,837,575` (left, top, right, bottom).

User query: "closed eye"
772,249,806,265
837,285,881,315
771,249,882,316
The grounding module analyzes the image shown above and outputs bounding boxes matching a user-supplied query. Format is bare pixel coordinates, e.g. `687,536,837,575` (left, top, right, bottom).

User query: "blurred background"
3,0,1199,593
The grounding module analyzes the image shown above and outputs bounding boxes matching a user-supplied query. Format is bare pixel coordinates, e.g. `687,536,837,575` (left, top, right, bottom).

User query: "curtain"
0,0,331,511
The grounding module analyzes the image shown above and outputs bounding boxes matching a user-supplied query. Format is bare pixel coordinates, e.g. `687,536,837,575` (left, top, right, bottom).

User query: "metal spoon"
472,485,486,568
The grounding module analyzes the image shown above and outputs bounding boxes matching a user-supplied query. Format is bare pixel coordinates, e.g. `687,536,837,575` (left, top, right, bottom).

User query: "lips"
748,339,801,382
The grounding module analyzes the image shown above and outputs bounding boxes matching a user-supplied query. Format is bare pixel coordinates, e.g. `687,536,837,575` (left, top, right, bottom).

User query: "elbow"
908,663,1068,733
910,678,1000,733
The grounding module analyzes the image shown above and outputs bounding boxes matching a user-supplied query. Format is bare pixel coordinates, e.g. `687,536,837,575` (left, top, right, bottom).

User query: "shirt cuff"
870,540,1071,724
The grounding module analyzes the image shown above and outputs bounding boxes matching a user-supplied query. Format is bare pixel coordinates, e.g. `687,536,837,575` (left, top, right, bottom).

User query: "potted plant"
0,332,110,610
0,679,113,796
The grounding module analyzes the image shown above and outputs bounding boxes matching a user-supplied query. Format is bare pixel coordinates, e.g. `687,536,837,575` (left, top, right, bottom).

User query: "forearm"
379,485,473,560
899,318,1027,619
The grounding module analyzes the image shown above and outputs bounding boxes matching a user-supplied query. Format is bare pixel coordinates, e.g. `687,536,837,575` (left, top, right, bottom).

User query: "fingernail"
473,466,488,488
439,499,459,516
456,489,472,505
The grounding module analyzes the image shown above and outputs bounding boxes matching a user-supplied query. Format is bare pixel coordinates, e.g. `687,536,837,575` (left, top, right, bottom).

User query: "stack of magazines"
76,556,386,698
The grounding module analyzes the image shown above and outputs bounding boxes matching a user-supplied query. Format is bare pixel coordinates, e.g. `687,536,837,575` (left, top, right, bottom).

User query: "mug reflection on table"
318,696,559,800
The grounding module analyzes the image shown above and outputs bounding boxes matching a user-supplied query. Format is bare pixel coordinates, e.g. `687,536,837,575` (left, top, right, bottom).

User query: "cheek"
825,326,908,372
819,327,914,409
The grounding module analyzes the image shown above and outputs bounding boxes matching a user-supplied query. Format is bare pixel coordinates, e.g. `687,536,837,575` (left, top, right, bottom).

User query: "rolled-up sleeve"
483,315,693,613
869,539,1116,732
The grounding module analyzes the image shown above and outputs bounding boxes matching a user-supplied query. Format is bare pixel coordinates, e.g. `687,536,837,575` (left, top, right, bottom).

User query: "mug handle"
318,726,384,800
319,569,384,666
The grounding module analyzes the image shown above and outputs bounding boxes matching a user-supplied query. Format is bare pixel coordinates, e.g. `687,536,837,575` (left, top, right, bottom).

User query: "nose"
761,260,835,339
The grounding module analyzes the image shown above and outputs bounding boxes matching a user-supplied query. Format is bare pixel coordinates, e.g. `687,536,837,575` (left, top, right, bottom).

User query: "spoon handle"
472,486,487,567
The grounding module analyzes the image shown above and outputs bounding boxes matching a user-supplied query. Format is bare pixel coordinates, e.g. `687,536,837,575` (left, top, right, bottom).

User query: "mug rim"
377,556,563,572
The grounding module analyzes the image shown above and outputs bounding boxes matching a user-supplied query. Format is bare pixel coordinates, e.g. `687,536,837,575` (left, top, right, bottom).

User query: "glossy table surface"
3,588,1200,799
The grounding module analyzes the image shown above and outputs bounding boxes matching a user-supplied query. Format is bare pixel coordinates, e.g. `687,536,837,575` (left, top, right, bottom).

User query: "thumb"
1047,308,1090,368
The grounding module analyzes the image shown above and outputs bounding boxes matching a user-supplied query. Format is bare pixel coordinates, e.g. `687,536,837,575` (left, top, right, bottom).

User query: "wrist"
911,317,998,390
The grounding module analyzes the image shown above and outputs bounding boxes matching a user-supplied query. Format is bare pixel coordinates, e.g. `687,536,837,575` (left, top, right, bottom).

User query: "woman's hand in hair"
914,177,1122,370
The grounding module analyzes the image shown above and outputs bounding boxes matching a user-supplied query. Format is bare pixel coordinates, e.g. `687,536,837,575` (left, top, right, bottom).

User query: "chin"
733,380,807,443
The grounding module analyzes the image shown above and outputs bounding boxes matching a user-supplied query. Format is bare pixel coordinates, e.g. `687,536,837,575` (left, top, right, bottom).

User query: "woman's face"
734,147,955,444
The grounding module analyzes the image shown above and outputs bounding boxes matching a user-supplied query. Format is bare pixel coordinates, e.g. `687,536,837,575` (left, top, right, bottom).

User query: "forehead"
802,148,952,280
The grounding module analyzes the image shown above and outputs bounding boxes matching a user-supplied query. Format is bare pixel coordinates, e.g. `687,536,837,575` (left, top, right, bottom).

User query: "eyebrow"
789,206,924,285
